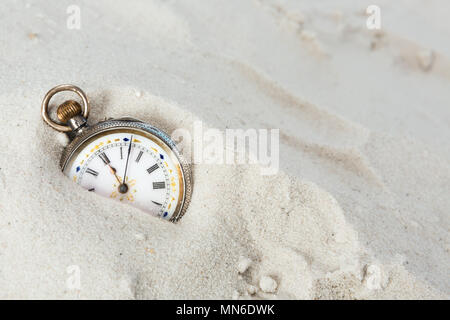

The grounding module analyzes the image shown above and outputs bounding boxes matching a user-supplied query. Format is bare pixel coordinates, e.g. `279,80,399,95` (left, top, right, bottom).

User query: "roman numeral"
120,147,123,160
86,168,99,176
88,188,95,192
135,151,143,163
99,152,110,165
147,164,159,174
153,181,165,189
152,201,162,206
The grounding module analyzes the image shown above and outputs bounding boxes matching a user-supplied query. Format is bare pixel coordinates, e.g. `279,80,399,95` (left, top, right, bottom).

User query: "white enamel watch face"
62,126,189,221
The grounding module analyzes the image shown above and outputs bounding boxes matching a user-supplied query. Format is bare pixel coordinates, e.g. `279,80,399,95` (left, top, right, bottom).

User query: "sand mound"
0,88,442,299
0,0,448,299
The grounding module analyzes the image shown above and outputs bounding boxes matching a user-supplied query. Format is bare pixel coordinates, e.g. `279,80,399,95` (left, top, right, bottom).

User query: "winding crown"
57,100,82,123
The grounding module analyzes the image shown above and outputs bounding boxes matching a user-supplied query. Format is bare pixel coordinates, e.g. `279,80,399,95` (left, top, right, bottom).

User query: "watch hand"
107,164,122,185
120,135,133,193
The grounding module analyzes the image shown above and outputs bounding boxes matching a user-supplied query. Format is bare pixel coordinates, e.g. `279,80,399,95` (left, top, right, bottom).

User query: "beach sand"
0,0,448,299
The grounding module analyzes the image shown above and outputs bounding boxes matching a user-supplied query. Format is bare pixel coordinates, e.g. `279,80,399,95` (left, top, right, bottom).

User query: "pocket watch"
41,84,192,222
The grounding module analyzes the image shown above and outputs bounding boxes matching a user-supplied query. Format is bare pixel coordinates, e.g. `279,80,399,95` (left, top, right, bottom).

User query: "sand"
0,0,448,299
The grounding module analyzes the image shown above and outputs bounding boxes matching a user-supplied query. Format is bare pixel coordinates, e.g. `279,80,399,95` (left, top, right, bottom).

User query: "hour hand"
99,152,122,184
108,165,122,184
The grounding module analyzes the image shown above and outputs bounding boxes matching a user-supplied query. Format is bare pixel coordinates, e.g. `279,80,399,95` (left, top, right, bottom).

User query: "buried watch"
41,84,192,222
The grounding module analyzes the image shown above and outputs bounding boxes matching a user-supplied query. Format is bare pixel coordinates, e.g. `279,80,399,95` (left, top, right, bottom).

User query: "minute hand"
122,135,133,184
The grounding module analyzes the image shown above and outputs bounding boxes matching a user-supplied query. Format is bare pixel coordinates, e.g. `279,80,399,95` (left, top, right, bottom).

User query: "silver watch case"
60,118,192,222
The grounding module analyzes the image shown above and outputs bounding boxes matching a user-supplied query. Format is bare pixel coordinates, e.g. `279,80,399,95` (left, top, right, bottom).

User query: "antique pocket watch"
41,84,192,222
